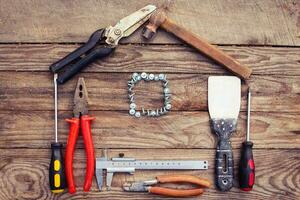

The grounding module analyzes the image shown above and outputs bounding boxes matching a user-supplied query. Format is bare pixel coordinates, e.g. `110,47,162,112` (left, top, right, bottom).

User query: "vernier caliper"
95,153,208,191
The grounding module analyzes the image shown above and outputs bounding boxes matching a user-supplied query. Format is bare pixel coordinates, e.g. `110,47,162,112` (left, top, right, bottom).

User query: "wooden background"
0,0,299,199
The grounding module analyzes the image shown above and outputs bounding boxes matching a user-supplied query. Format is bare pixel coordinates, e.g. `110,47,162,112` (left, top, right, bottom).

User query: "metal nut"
165,103,172,110
164,88,170,94
129,109,135,115
141,72,147,79
149,73,154,80
135,111,141,118
158,74,165,80
130,103,136,109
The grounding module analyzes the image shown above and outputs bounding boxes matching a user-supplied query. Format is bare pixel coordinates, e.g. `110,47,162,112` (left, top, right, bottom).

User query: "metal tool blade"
208,76,241,119
73,77,89,117
97,159,208,170
105,5,156,45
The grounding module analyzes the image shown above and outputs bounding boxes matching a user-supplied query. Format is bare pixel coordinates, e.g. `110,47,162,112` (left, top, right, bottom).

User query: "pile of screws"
128,72,171,118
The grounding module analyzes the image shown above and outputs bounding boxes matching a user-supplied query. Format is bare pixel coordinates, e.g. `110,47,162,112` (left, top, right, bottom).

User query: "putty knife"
208,76,241,191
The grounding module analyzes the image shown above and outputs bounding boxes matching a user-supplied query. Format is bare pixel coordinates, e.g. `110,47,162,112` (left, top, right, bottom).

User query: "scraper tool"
208,76,241,191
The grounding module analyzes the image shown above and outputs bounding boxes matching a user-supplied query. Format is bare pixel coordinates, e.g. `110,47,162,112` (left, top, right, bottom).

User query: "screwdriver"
49,74,66,193
239,90,255,191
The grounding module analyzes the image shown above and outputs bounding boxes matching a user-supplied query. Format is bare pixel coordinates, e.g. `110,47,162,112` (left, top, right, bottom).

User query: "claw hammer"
142,6,252,79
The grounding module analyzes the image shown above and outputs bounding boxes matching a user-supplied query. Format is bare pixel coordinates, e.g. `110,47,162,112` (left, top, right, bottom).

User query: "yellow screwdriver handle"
49,142,66,193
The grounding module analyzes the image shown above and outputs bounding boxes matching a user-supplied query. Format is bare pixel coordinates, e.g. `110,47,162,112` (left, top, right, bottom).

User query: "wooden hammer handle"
161,19,252,79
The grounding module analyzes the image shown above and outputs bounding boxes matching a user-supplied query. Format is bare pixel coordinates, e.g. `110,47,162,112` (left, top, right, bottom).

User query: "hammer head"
142,1,172,40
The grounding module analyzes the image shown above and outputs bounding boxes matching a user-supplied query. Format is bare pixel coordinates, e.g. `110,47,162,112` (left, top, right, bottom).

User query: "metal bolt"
151,110,156,116
142,107,146,115
129,96,134,103
156,109,160,116
163,81,169,87
128,93,135,98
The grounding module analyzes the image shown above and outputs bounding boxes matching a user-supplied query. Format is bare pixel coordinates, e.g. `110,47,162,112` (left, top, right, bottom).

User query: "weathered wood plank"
0,111,299,149
0,0,299,45
1,44,300,76
0,149,299,200
0,72,299,112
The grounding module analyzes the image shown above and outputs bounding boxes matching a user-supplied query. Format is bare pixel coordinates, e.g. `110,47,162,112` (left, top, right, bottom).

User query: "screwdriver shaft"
246,90,251,142
54,74,58,143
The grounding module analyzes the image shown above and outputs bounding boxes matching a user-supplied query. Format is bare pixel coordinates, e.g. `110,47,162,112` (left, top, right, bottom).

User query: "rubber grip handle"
239,141,255,191
149,187,203,197
80,115,95,192
57,47,114,84
49,142,66,193
49,29,104,73
216,139,234,191
65,118,80,194
156,175,211,188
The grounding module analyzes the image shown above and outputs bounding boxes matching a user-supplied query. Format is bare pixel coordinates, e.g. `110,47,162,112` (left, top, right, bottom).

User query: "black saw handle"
57,47,114,84
49,29,105,73
215,139,234,191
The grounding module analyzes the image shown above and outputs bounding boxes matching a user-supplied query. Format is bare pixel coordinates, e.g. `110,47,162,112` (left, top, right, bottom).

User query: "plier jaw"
123,179,158,192
123,175,211,197
73,77,89,118
49,5,156,84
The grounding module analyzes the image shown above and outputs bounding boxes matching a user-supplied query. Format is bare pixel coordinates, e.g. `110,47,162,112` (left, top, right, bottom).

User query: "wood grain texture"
0,149,299,200
0,111,299,149
1,44,300,76
0,72,299,112
0,0,299,45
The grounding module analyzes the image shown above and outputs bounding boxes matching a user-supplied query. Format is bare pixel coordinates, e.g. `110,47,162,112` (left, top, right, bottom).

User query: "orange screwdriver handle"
81,115,95,192
65,118,80,194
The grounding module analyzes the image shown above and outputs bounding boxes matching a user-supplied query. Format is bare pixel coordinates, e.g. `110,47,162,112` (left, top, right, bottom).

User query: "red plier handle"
65,115,95,194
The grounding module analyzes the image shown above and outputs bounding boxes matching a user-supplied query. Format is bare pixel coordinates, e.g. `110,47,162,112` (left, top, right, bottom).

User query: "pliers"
49,5,156,84
65,77,95,193
123,174,211,197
